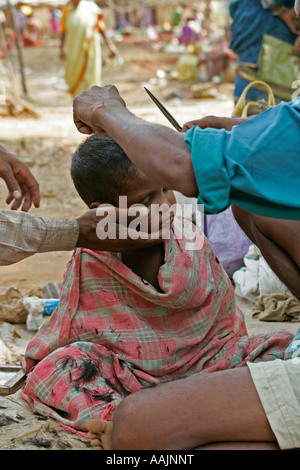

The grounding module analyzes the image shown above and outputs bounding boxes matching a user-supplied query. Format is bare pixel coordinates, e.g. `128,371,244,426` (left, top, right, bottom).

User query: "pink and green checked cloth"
22,219,293,434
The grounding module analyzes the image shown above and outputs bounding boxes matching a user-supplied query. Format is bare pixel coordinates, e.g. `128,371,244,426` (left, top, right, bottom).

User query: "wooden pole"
0,21,18,96
6,0,27,95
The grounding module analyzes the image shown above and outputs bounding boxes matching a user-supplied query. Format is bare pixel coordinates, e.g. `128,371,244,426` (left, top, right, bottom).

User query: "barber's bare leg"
87,420,114,450
87,367,277,450
232,205,300,300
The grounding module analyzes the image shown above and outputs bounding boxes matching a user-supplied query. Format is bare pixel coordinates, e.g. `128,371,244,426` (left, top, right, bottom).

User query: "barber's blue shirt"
184,99,300,220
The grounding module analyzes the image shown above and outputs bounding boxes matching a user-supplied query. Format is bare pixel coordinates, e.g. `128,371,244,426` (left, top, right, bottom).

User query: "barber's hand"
73,84,126,136
182,115,248,132
0,144,40,211
76,204,173,252
279,8,300,35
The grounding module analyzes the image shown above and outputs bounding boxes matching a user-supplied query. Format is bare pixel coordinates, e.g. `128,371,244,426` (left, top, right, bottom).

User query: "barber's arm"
73,84,300,220
73,85,198,198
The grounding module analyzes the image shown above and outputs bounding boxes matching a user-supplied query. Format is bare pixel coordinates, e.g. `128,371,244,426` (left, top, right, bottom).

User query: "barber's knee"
112,389,153,450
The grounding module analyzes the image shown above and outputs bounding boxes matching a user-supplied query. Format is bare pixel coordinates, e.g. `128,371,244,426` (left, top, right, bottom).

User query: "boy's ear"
90,202,101,209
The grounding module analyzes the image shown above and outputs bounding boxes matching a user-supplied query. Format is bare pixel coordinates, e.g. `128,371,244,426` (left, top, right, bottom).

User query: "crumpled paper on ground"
0,322,35,365
0,286,28,324
0,285,45,324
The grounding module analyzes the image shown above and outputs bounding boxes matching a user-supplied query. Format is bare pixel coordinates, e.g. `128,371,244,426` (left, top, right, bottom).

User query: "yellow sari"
64,0,103,95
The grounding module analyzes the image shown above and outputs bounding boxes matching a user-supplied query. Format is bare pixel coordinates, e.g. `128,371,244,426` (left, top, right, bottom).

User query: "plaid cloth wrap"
22,219,293,433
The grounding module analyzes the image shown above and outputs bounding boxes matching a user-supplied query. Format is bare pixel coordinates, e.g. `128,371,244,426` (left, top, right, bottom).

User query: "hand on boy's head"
73,85,126,135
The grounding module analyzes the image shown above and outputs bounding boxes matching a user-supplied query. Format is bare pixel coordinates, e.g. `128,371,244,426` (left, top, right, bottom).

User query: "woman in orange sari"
61,0,119,96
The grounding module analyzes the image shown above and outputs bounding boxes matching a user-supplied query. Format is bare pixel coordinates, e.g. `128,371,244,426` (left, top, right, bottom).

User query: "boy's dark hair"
71,134,140,207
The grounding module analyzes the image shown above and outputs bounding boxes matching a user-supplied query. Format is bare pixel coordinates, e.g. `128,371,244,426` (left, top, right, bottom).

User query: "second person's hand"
76,203,174,252
0,144,40,211
182,115,248,132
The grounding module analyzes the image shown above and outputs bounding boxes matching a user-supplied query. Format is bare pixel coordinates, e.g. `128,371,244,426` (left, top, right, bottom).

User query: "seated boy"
22,135,293,436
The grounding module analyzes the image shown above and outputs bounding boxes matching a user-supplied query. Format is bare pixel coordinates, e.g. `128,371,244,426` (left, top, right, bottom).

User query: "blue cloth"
284,329,300,360
229,0,296,99
184,99,300,220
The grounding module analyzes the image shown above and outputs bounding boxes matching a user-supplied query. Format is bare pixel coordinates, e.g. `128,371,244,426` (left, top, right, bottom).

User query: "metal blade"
144,87,182,132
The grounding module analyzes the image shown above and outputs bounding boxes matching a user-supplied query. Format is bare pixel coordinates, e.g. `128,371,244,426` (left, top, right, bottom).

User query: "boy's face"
125,173,176,207
123,172,176,235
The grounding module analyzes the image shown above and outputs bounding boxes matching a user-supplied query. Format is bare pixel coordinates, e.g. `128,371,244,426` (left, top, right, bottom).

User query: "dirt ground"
0,39,298,451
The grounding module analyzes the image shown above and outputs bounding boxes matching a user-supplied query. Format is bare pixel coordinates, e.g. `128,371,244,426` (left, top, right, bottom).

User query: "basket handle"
233,80,276,118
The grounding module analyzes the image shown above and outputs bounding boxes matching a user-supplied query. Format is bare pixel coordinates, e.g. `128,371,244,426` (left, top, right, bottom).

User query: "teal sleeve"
184,99,300,220
184,127,231,214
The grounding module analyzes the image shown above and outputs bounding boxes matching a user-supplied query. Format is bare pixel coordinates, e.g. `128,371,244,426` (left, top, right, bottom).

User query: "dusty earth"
0,39,298,451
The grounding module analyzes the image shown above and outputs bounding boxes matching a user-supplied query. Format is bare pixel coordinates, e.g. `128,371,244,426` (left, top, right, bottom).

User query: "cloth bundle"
22,219,293,434
233,245,291,302
253,293,300,322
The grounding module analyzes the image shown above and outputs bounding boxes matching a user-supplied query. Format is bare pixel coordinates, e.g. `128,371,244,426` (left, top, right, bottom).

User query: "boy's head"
71,134,176,210
71,134,141,208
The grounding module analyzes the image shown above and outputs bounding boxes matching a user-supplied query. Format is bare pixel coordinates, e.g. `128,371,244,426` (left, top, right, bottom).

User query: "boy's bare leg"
87,367,277,450
232,205,300,301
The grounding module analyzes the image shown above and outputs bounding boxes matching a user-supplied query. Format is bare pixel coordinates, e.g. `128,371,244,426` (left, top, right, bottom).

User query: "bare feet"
86,419,114,450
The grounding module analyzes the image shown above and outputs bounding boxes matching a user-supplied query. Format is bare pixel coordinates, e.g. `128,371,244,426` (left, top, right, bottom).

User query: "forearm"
93,105,198,197
0,211,79,265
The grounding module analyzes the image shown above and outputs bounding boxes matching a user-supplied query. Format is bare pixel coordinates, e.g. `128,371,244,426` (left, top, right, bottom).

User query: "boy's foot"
86,419,114,450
